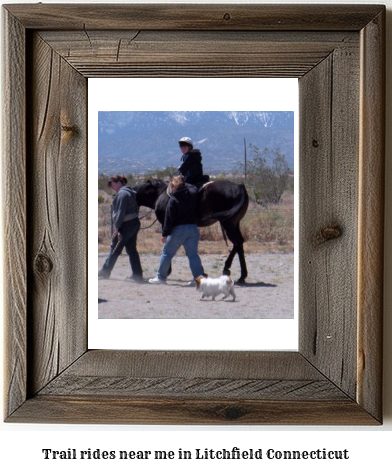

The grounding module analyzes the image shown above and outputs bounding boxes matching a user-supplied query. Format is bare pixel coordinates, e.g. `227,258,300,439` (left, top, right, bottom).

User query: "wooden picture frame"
3,4,385,424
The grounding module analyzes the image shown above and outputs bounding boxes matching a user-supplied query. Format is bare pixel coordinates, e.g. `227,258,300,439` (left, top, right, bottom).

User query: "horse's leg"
222,223,248,284
232,223,248,284
223,244,237,276
236,242,248,284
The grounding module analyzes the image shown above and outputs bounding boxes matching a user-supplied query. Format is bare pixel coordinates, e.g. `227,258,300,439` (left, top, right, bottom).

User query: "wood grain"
37,351,347,402
10,396,377,425
58,350,331,379
4,4,384,31
27,33,87,395
357,9,385,422
299,43,360,398
2,8,27,419
2,4,385,425
38,30,358,78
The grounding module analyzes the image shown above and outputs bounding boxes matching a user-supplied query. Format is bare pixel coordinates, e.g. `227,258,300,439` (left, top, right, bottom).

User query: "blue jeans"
100,219,142,278
157,224,204,281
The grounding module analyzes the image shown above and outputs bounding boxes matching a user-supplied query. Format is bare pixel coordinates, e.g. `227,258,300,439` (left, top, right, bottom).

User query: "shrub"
238,146,292,206
241,204,293,245
199,223,224,242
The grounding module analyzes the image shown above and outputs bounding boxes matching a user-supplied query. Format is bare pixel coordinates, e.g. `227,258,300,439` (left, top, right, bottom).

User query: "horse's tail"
200,183,249,224
220,223,229,247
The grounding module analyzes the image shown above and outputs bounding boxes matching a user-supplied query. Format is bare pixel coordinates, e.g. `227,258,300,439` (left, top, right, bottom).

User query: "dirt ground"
98,251,294,319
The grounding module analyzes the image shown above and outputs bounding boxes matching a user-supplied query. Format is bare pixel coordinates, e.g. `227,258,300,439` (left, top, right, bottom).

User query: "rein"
140,217,158,230
139,208,154,220
139,209,158,230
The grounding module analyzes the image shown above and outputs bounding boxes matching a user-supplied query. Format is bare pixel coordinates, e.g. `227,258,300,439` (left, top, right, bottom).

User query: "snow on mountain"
98,111,294,175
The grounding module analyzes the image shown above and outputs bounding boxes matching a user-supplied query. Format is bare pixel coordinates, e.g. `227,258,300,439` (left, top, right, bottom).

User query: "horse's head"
134,179,168,209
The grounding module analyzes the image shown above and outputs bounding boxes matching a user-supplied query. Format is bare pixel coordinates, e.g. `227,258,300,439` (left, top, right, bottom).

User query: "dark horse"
134,179,249,283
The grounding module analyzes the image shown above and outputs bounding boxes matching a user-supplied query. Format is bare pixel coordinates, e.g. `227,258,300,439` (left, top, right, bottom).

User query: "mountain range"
98,111,295,176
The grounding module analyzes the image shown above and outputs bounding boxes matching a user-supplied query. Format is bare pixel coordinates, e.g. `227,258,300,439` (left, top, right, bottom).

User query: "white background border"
1,2,390,469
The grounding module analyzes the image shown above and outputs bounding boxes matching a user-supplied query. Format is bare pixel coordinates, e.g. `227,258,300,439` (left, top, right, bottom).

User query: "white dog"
195,275,236,301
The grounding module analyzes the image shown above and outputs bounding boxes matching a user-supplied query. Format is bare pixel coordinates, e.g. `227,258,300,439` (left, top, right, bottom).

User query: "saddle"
199,180,214,191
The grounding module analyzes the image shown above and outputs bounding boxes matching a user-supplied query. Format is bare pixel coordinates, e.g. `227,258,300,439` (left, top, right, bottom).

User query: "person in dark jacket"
149,176,205,284
178,137,208,187
99,175,143,282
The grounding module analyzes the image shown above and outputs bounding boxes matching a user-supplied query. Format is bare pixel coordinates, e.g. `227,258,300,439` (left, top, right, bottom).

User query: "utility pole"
244,138,247,178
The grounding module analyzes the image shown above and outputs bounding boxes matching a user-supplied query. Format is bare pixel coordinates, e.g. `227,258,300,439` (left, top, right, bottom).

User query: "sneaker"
187,280,196,287
98,271,109,280
149,276,166,284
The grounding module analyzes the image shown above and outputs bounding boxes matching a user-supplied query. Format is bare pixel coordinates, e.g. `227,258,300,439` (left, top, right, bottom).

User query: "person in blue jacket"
98,175,143,282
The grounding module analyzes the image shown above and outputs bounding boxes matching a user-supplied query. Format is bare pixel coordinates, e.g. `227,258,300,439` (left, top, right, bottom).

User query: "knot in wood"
61,124,78,135
314,225,342,245
34,252,53,275
312,139,319,148
223,13,231,21
223,405,244,420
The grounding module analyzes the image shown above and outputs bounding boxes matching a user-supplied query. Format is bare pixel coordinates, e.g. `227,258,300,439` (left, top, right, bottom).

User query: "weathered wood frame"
3,4,385,424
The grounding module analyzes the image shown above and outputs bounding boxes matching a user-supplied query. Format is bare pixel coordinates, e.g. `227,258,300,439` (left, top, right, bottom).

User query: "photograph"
97,110,295,320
